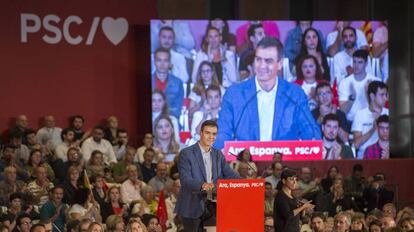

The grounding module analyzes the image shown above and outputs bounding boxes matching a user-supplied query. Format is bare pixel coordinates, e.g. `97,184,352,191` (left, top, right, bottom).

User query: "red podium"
216,179,265,232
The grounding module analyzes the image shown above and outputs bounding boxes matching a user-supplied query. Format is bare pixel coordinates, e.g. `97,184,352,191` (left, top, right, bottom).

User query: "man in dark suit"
175,120,239,231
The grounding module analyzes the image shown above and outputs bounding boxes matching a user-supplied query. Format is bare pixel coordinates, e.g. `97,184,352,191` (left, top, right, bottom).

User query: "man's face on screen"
322,120,339,141
254,47,281,84
378,122,389,141
342,29,356,49
352,57,367,75
154,51,170,75
200,125,218,147
316,86,333,106
206,90,221,109
159,29,174,49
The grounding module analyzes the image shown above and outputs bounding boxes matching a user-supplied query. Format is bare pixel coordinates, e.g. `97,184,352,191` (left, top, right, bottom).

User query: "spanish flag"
360,21,373,53
83,170,92,190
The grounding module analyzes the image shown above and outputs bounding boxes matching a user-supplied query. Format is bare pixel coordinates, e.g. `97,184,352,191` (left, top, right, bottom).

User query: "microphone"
233,90,260,141
281,90,319,140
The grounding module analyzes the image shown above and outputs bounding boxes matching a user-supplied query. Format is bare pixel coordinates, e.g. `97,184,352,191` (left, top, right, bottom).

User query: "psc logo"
20,13,129,45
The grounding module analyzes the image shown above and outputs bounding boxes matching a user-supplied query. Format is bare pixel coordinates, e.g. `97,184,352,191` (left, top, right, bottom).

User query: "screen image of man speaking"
175,120,239,231
214,37,321,149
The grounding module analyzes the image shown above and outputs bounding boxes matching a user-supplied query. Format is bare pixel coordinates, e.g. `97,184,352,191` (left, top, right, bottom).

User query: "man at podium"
175,120,239,231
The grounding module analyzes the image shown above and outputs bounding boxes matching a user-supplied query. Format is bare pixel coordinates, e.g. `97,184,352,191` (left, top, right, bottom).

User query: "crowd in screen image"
0,114,408,231
150,19,390,160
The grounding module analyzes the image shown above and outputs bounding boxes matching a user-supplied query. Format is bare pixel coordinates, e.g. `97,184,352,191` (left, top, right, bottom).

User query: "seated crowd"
0,114,409,232
151,20,390,159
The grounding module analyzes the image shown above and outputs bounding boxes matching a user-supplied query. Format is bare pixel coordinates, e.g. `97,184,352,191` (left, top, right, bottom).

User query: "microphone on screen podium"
281,90,318,140
233,89,261,140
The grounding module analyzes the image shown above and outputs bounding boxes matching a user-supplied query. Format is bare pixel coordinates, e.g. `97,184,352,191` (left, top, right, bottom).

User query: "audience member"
381,216,397,230
14,213,32,232
151,48,184,119
188,61,224,116
153,115,181,158
264,182,275,216
27,166,54,207
239,23,265,80
0,145,30,181
312,82,350,143
369,219,383,232
297,28,330,82
352,81,389,159
364,173,394,212
9,131,31,164
9,115,30,145
321,165,340,193
333,212,352,232
132,186,158,217
113,146,138,183
62,165,81,205
39,186,67,232
140,148,157,183
103,116,120,146
25,149,55,181
55,128,77,162
190,85,222,141
36,115,62,150
208,19,236,52
150,20,195,59
100,186,128,222
311,212,327,232
364,115,390,159
295,55,326,110
321,114,354,160
120,164,146,204
165,179,180,228
351,213,368,232
333,27,372,85
67,188,102,223
265,162,283,189
326,21,368,57
284,21,325,71
338,49,380,123
69,115,89,143
136,133,155,164
0,166,28,206
151,89,180,144
105,215,125,232
192,26,237,88
112,129,129,161
151,26,189,83
148,162,173,194
399,217,414,231
297,167,320,200
91,174,107,205
343,164,367,211
230,149,258,179
81,127,117,165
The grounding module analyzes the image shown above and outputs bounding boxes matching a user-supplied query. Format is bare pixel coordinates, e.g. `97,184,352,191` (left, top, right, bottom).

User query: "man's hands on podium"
202,183,215,191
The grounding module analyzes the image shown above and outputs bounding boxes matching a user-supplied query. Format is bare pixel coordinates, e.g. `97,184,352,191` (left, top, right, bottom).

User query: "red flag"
156,190,168,231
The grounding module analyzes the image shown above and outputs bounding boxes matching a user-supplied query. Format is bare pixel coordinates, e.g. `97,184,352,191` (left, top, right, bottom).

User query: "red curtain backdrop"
0,1,155,144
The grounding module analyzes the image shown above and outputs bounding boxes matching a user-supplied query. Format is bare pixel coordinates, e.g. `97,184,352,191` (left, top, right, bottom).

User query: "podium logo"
20,13,129,45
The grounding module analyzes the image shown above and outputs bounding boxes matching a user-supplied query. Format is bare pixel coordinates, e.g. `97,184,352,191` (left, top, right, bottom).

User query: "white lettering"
20,13,41,43
42,14,62,44
63,16,83,45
